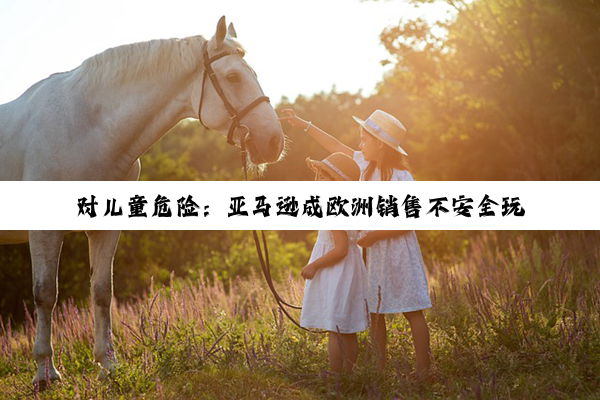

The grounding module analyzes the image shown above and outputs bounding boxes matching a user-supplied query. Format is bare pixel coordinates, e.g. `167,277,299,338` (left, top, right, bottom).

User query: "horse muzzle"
237,124,283,165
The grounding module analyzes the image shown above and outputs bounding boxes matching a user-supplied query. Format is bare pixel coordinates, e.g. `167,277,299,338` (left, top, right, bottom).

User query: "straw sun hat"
352,109,408,156
306,152,360,181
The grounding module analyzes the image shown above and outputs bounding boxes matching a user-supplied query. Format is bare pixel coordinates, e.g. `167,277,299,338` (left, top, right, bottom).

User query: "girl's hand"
357,231,380,248
279,109,309,129
301,264,319,280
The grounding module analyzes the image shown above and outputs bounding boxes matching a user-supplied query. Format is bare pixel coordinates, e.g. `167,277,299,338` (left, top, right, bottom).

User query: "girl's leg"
328,332,342,373
342,333,359,373
328,332,359,373
403,310,431,375
370,313,387,370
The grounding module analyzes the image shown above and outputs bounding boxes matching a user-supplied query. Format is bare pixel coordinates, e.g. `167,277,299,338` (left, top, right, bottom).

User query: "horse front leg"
30,230,65,386
87,230,121,371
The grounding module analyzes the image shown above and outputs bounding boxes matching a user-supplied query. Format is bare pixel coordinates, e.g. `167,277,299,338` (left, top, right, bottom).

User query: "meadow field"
0,231,599,399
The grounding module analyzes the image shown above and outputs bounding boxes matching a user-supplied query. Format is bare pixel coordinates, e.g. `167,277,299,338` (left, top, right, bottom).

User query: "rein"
251,229,328,334
196,41,255,181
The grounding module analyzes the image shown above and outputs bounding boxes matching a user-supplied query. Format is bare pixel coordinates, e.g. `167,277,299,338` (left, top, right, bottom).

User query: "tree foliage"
375,0,600,180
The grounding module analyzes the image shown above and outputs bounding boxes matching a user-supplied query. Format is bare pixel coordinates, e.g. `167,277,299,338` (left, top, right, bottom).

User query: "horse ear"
228,23,237,38
215,16,227,48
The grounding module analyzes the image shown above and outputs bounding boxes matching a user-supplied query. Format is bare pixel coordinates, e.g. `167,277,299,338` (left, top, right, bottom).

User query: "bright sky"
0,0,453,105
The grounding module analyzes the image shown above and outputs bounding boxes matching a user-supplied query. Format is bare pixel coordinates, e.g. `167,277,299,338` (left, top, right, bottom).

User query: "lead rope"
252,229,325,334
240,142,248,182
240,130,249,181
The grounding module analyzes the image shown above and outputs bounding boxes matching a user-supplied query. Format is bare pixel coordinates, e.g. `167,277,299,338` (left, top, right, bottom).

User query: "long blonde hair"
364,133,411,181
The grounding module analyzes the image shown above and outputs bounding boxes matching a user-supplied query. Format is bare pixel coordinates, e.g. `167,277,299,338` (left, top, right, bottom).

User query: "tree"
377,0,600,180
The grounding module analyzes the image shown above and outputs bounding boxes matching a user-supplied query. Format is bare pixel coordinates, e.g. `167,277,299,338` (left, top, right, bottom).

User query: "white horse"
0,16,284,385
0,231,121,386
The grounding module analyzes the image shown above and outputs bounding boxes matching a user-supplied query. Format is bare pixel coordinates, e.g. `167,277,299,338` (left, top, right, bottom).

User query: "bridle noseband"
197,40,270,147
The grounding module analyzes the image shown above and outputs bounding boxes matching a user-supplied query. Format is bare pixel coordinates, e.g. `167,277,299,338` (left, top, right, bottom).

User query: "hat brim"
305,157,347,181
352,116,408,156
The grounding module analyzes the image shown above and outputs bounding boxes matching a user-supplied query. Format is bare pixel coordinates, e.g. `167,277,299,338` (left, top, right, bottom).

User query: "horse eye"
226,73,241,83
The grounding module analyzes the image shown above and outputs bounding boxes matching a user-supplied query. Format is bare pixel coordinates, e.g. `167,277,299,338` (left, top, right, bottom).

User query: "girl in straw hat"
300,152,368,374
306,153,360,181
280,109,412,181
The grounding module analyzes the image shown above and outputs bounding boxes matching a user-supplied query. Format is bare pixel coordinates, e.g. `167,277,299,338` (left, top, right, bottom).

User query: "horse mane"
71,35,207,91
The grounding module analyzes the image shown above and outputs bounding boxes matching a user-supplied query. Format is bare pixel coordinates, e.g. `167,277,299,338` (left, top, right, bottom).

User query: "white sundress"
361,230,432,314
300,230,368,333
353,151,415,181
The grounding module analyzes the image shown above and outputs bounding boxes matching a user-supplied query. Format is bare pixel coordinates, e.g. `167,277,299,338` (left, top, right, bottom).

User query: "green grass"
1,232,599,399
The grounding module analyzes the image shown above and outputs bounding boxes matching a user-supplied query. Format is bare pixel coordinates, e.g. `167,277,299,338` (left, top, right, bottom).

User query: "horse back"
0,71,95,180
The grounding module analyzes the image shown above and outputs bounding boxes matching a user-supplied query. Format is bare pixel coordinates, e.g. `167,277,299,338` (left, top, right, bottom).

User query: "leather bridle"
197,40,270,147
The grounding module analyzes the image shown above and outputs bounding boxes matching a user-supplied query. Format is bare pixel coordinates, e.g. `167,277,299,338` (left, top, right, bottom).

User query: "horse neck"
79,37,205,170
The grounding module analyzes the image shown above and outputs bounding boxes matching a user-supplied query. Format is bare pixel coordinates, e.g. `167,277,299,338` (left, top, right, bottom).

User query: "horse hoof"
32,370,62,391
95,356,117,380
99,357,117,372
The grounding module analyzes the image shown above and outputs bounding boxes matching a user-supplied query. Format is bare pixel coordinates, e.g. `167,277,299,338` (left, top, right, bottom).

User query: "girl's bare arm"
305,123,354,157
279,109,355,157
302,231,349,279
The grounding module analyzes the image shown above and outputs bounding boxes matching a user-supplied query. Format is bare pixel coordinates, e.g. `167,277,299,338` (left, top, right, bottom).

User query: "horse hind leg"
30,230,65,386
87,230,121,371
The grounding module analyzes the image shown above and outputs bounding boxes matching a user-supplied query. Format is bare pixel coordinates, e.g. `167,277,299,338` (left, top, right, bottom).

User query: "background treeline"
142,0,600,182
0,230,598,322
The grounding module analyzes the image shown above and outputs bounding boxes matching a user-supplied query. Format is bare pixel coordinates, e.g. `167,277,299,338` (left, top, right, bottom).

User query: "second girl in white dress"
300,231,368,372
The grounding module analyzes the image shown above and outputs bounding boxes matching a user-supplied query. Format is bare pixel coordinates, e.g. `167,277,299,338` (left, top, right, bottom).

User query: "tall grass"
425,232,600,398
0,232,599,399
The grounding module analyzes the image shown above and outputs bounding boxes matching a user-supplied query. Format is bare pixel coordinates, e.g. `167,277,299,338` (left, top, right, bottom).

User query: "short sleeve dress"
353,151,432,314
300,230,368,333
353,151,414,181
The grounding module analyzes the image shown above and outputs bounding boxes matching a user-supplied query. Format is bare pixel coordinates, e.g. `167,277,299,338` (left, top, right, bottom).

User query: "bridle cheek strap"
197,42,270,146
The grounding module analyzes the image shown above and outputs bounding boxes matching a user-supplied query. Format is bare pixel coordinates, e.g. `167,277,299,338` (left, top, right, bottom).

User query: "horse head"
198,16,285,165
